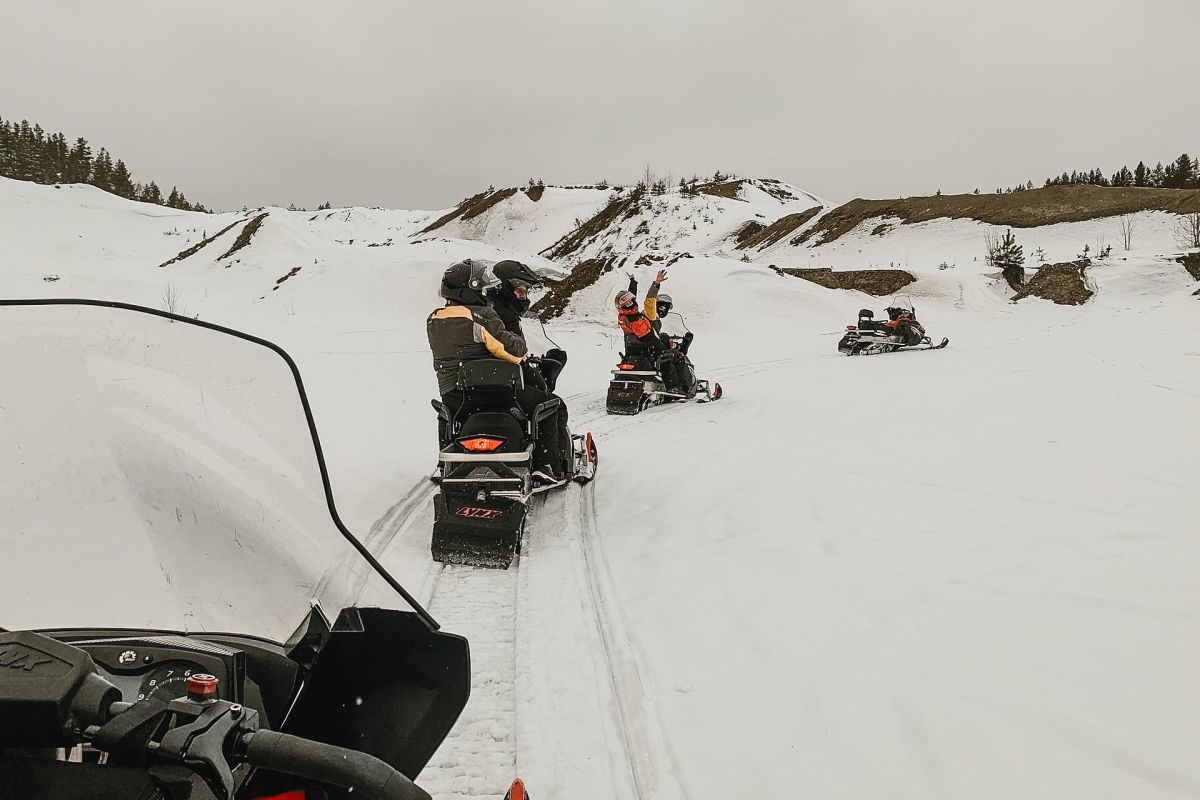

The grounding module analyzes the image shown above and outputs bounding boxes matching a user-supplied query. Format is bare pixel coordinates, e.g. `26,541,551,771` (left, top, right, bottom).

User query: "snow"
2,174,1199,799
427,186,615,255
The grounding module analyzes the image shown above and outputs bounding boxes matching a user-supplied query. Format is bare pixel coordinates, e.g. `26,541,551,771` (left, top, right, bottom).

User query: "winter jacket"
427,302,528,395
618,277,664,347
485,284,530,337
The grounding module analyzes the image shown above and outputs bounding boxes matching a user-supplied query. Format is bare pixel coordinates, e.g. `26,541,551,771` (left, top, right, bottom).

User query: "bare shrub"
1118,215,1136,250
1175,212,1200,251
160,283,184,316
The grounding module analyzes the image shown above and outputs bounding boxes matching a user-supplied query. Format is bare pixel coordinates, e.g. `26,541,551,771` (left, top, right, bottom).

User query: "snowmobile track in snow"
370,465,683,797
419,557,521,800
577,482,691,800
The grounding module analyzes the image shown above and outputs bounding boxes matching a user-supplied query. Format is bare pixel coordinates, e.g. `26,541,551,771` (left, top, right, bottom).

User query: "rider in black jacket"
487,260,568,392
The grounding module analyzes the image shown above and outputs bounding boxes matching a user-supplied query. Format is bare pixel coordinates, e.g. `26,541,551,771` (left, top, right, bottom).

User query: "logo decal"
456,506,503,519
0,645,54,673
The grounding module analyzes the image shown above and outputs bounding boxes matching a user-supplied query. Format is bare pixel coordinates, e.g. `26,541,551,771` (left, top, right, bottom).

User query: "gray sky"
3,0,1197,211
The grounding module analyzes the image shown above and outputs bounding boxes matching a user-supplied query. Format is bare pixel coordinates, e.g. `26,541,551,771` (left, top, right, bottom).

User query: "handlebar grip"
244,730,430,800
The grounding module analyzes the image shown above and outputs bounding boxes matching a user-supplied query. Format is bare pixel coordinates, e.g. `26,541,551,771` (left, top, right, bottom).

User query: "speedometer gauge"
137,661,208,702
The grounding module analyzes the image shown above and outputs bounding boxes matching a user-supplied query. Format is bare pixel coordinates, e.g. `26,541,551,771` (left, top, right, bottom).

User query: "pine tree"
987,229,1025,289
1171,153,1195,189
1150,162,1166,187
167,186,181,208
1163,161,1180,188
65,137,92,183
1134,161,1148,187
111,159,134,198
91,148,113,192
13,120,37,181
141,181,162,204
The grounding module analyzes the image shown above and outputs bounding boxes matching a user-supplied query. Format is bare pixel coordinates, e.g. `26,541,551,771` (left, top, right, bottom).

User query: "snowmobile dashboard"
34,628,296,730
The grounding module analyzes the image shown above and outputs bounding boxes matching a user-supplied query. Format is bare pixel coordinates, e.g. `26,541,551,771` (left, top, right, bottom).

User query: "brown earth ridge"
797,185,1200,247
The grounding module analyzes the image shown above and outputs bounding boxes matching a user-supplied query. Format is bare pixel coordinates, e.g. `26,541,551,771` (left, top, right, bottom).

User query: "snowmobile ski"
505,778,529,800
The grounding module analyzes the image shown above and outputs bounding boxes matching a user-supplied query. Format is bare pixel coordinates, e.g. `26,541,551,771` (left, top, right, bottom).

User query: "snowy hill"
538,177,829,265
2,174,1200,800
418,185,614,254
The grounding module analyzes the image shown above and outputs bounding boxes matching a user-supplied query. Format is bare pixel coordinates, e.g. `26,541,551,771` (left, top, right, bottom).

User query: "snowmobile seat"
617,351,656,372
858,308,874,319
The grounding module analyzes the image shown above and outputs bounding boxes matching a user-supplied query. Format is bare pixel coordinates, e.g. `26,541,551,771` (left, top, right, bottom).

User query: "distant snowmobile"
838,302,948,356
431,355,597,569
606,334,722,414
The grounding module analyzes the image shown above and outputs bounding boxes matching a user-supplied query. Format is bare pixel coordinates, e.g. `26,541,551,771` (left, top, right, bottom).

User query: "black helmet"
440,259,497,306
492,260,543,291
657,293,673,315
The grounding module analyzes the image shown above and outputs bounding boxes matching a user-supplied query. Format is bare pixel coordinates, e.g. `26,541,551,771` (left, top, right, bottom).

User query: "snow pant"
659,351,695,396
894,320,923,345
440,389,569,474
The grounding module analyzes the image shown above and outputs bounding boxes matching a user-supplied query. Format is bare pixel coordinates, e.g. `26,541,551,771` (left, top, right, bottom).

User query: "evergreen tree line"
1040,152,1198,190
0,115,208,212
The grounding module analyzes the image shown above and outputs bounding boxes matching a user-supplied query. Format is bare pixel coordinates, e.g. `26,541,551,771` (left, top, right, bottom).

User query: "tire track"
576,482,691,800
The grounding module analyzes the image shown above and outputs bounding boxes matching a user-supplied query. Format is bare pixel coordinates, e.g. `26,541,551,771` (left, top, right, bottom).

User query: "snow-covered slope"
421,185,614,254
2,175,1199,800
539,177,830,265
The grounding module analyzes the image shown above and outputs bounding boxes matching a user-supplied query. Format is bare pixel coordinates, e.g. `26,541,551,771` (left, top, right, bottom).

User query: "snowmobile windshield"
0,301,426,644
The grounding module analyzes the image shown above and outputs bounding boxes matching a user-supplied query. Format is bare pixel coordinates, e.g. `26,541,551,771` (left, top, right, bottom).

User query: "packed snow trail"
383,474,677,800
418,562,520,800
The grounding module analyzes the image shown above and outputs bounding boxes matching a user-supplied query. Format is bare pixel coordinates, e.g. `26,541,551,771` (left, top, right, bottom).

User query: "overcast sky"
3,0,1197,211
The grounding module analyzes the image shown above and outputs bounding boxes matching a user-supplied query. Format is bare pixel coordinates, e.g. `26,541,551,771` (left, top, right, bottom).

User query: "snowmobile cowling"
0,299,469,800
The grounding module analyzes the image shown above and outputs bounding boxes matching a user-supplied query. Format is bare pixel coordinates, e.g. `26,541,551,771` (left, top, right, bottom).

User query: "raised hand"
655,269,668,283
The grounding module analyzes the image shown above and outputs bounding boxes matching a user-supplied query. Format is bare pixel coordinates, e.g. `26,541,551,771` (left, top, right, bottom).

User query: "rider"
615,269,689,393
428,259,569,481
487,260,567,392
648,290,694,354
882,305,924,346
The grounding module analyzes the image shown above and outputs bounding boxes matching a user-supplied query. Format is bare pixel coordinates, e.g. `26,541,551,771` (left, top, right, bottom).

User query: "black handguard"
243,729,431,800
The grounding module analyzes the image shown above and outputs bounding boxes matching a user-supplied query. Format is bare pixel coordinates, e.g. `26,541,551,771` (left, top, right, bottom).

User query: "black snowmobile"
606,335,722,415
837,303,948,356
0,299,472,800
430,355,597,569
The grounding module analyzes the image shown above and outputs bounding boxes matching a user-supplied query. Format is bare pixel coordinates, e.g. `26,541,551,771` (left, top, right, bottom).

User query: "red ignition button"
186,674,219,703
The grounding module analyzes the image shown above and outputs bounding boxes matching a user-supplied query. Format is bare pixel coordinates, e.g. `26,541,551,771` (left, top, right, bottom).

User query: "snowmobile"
837,304,949,356
606,335,722,415
430,355,597,569
0,299,473,800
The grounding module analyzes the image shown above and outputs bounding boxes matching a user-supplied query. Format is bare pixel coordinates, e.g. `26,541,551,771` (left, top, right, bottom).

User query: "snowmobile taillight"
186,673,219,703
618,363,635,370
846,325,856,330
457,435,506,453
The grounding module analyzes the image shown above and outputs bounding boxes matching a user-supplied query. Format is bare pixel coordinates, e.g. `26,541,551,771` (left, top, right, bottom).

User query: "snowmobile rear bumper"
606,379,649,415
432,492,527,569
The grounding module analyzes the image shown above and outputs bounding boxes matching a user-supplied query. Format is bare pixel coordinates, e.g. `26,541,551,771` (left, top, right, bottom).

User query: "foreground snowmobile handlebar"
242,730,430,800
0,631,430,800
